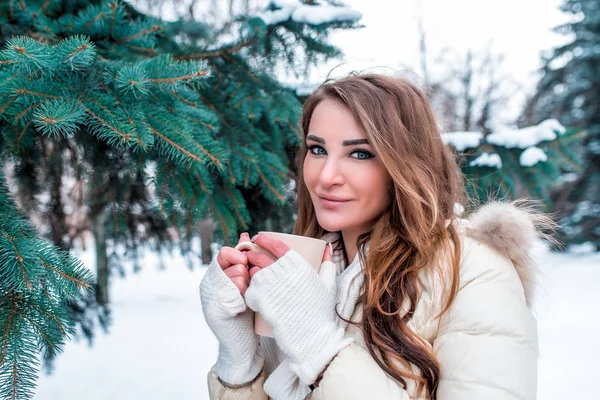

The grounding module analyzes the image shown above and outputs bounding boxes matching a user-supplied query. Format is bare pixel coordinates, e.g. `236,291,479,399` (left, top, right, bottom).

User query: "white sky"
140,0,572,128
307,0,571,128
318,0,569,76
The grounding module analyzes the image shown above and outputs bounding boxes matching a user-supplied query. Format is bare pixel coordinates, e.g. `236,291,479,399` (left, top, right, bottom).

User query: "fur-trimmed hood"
462,200,555,305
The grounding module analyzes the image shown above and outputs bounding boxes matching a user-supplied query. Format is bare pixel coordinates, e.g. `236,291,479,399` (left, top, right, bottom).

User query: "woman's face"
303,98,393,234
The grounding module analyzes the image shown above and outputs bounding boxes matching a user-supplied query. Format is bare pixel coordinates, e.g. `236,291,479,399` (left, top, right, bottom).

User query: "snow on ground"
34,244,600,400
35,246,217,400
533,249,600,400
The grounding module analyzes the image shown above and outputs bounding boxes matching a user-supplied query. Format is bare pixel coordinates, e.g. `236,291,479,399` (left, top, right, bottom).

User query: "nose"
319,158,345,187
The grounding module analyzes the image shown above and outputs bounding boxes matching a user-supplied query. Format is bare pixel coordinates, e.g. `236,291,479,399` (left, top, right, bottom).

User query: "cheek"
360,167,391,205
303,155,316,188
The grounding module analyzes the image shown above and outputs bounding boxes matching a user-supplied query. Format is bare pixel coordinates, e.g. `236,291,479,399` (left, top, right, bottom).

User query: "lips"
318,195,350,202
318,196,351,208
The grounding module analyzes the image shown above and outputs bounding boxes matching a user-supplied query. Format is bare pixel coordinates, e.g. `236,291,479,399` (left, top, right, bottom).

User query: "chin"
315,214,348,232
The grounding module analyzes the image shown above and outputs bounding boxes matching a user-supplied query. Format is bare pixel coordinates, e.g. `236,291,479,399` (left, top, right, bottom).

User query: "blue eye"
353,150,373,160
307,145,375,160
308,145,326,156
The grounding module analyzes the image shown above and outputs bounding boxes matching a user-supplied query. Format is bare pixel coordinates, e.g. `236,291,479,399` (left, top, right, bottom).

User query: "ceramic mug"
235,231,328,337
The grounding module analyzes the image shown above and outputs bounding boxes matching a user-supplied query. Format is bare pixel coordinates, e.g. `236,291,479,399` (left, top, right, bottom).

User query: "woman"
200,74,553,399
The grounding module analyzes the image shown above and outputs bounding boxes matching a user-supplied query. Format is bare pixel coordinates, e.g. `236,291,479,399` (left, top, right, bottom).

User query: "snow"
257,1,362,26
520,146,548,167
568,242,597,254
469,152,502,168
291,5,362,25
533,251,600,400
257,3,295,25
33,243,600,400
453,203,465,216
440,131,483,151
558,172,578,184
35,246,214,400
588,139,600,155
487,119,566,149
441,120,564,168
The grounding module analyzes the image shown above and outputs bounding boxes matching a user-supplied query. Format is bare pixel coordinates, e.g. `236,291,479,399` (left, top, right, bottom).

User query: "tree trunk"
199,217,213,265
462,50,474,131
92,210,110,305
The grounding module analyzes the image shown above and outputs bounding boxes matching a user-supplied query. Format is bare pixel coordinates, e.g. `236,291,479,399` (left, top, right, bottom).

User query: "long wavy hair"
292,74,466,398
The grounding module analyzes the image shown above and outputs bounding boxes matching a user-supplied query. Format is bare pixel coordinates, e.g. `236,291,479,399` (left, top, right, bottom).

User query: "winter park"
0,0,599,399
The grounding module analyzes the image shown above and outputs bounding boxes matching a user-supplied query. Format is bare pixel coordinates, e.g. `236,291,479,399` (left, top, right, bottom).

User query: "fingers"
246,250,276,270
230,276,248,295
249,266,262,279
318,260,337,292
322,243,333,263
318,243,336,291
251,234,290,259
238,232,251,246
216,232,251,270
224,264,250,285
217,247,248,271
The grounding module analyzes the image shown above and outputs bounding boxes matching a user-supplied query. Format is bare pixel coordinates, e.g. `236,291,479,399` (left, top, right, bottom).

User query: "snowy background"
34,240,600,400
27,1,599,399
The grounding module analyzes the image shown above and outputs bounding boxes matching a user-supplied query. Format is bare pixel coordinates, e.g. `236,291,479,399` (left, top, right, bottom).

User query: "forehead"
308,98,366,141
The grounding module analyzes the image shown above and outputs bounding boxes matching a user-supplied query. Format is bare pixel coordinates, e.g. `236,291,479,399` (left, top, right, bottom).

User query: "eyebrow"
306,134,370,146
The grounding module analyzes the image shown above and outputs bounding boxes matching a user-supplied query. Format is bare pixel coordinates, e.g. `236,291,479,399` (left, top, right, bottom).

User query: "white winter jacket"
205,201,541,399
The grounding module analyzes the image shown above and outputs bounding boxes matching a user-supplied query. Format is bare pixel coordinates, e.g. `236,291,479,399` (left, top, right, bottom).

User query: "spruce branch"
84,108,132,142
38,260,90,291
123,44,157,56
0,96,16,114
256,167,285,202
15,122,31,148
115,25,162,44
143,122,202,163
146,69,209,83
84,12,106,30
14,89,59,100
178,39,255,60
209,196,233,245
14,102,40,123
108,1,118,37
39,0,50,13
192,171,209,193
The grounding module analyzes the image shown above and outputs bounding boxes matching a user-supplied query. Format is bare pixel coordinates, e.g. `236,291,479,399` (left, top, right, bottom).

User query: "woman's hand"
244,235,352,387
216,232,252,295
245,234,333,278
199,232,265,386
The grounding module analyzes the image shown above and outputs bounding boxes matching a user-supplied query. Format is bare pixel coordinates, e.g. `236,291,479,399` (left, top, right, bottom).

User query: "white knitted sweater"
256,231,366,398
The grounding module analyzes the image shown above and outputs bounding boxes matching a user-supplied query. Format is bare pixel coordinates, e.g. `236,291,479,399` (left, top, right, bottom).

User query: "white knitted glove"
245,250,353,386
199,257,264,385
264,359,312,400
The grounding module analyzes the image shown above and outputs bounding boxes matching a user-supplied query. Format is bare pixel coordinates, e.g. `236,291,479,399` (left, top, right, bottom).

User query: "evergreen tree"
442,120,584,213
0,0,361,398
527,0,600,248
0,167,93,400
